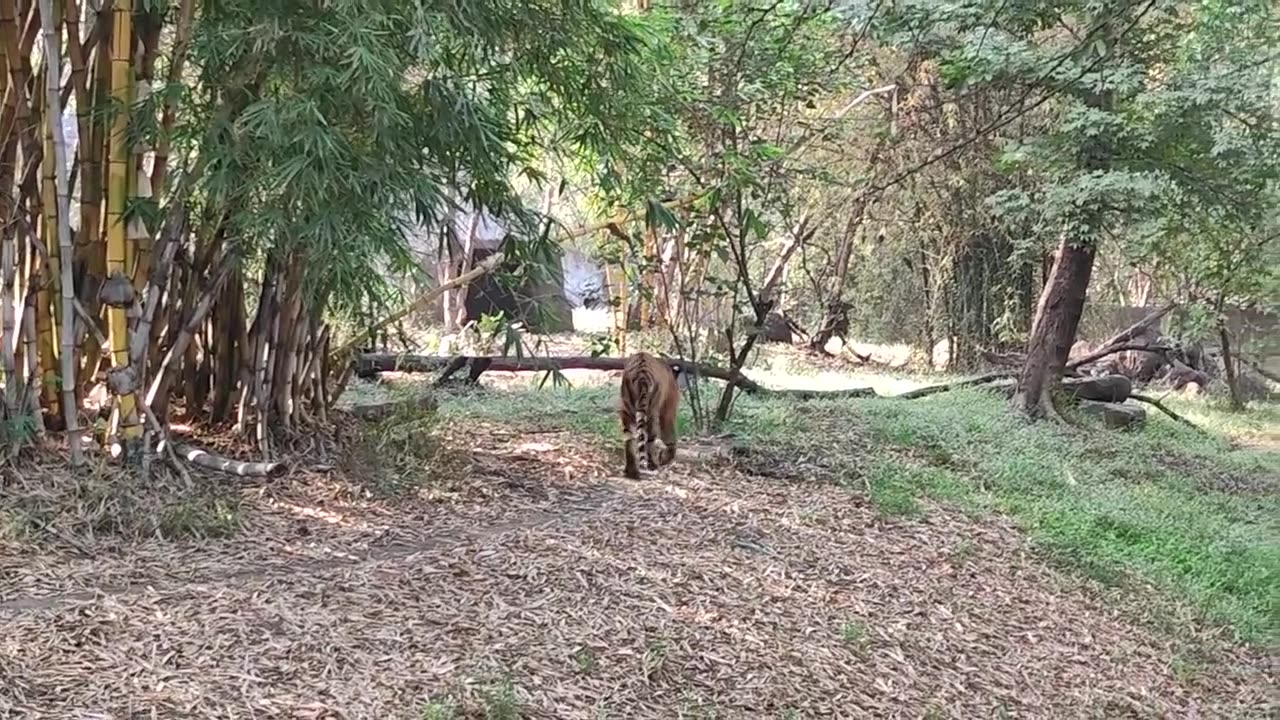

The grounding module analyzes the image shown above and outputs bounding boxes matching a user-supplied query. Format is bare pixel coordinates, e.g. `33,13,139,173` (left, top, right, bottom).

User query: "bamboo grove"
0,0,656,466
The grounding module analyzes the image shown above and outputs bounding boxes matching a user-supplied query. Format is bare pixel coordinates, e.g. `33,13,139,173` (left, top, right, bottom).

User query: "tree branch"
1129,393,1208,435
329,250,505,362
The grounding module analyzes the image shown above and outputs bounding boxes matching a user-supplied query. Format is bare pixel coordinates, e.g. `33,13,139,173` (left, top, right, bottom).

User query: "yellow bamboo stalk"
37,71,60,416
106,0,139,441
76,20,112,396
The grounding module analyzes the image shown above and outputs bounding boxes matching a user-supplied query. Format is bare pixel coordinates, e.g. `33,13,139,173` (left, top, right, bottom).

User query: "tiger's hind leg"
642,414,662,470
623,423,641,479
657,418,677,467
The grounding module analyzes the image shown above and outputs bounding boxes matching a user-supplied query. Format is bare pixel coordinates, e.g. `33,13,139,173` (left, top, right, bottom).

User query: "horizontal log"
353,354,879,399
1066,342,1171,371
355,353,765,392
1078,401,1146,430
894,372,1012,400
1130,393,1207,434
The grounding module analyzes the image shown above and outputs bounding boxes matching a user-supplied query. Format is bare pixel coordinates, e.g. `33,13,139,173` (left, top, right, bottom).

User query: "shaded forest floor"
1,353,1277,718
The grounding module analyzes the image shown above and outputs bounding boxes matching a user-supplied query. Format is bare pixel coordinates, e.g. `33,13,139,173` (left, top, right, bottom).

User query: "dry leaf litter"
0,408,1274,719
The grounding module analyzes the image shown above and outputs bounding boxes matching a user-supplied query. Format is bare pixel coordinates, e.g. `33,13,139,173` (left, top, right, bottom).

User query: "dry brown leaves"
1,423,1274,719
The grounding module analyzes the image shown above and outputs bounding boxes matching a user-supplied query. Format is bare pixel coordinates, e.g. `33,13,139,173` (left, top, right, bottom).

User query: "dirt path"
0,431,1273,719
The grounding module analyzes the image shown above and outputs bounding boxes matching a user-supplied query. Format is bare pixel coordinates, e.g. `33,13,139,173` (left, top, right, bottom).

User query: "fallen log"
172,443,287,478
1097,302,1177,348
1078,401,1146,430
355,353,881,400
1066,343,1171,371
355,353,768,393
329,251,506,362
1065,302,1177,370
894,372,1012,400
988,341,1171,373
981,350,1024,367
777,387,876,399
1237,353,1280,385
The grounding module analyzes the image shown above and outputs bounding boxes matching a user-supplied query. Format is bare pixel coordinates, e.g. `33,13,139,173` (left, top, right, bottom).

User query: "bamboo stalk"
104,0,139,442
1,207,17,416
145,262,231,410
34,42,64,419
0,0,39,160
21,245,44,434
149,0,193,194
172,441,286,478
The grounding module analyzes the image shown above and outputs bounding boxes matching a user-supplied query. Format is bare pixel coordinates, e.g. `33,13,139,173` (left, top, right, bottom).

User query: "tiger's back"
619,352,680,479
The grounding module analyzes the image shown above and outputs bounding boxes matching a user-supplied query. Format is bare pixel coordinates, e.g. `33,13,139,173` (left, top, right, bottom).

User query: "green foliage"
1120,1,1279,310
183,0,659,323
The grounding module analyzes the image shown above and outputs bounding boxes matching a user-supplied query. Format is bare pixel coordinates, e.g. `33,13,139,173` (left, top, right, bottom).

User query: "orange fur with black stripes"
618,352,681,479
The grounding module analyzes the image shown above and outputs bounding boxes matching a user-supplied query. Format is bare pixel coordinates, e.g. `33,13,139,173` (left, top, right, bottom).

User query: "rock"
1063,374,1132,403
347,394,437,421
1078,401,1146,430
1236,370,1272,403
760,311,795,343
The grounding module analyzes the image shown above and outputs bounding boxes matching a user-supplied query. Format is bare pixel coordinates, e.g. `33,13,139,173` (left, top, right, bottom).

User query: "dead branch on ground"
1129,393,1208,435
171,443,287,478
894,372,1012,400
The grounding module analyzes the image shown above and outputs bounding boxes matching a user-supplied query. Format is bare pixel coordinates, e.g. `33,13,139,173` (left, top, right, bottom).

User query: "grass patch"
438,383,620,440
477,674,522,720
724,388,1279,644
340,392,449,497
572,646,597,675
420,696,459,720
838,619,870,650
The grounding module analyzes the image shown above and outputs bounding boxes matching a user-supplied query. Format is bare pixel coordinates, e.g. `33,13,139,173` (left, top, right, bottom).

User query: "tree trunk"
451,210,480,329
808,207,865,351
1217,318,1243,411
1012,239,1096,417
759,216,812,304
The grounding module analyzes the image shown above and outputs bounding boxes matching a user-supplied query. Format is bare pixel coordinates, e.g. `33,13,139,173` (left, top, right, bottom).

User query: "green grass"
838,619,870,649
730,388,1279,645
477,674,522,720
435,378,1278,645
420,697,459,720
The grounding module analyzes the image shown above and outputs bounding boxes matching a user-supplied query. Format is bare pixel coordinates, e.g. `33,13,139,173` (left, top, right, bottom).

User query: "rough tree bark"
1012,239,1096,418
1217,316,1243,411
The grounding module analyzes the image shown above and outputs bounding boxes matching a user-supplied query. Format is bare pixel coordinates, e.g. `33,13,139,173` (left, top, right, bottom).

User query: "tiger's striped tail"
634,373,653,465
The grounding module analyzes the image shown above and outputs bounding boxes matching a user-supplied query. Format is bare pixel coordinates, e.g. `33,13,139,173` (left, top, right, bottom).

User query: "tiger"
618,351,683,479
